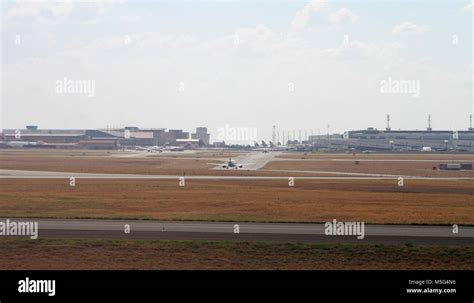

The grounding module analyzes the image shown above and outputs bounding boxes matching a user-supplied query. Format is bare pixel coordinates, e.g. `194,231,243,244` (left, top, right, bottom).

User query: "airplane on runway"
135,146,163,152
135,145,185,152
221,158,243,169
208,158,247,169
162,145,185,152
0,140,45,148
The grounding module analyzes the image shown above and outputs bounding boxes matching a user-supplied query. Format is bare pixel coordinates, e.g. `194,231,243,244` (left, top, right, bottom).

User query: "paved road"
2,218,473,245
262,169,405,177
1,169,472,181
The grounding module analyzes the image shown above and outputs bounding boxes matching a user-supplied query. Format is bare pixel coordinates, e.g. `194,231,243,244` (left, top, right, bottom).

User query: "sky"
1,0,473,142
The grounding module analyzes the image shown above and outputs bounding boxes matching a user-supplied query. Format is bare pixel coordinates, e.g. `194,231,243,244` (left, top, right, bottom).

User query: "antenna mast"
386,114,391,131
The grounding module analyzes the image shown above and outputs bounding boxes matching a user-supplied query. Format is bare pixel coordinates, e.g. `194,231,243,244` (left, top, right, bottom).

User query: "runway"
261,169,407,177
2,218,473,245
1,169,473,180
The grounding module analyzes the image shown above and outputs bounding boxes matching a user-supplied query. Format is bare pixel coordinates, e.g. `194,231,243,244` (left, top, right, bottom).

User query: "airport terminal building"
1,126,211,149
309,128,474,152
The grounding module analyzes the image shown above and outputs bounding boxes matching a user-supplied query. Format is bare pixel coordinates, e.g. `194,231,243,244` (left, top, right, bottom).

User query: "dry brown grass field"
1,150,473,270
0,150,215,175
0,150,299,176
1,150,473,178
0,179,472,224
1,238,472,270
269,154,474,177
277,152,474,160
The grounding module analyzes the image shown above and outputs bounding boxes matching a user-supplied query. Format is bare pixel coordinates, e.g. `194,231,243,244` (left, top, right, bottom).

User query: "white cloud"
463,2,473,11
329,8,358,25
3,0,126,25
322,39,401,62
2,3,470,135
4,0,74,23
85,0,127,15
291,0,328,29
119,15,141,23
392,21,429,35
292,2,358,31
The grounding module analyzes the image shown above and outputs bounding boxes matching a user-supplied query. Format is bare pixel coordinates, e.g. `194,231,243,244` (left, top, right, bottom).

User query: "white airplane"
135,146,149,152
208,158,251,169
162,146,184,152
221,158,243,169
0,141,44,148
135,146,163,152
136,145,185,152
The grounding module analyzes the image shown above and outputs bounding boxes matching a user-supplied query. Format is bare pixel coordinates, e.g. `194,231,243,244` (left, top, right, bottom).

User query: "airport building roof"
3,129,86,136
